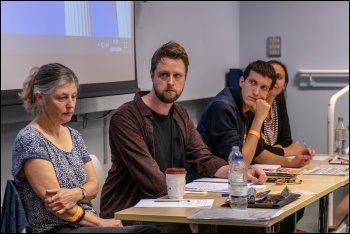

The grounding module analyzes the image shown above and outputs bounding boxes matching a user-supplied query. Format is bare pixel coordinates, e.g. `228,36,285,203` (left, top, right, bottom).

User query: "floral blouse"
12,126,97,233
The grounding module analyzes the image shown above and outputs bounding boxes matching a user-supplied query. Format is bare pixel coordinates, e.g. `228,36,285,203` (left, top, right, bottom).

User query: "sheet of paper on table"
134,199,214,208
312,155,330,161
287,155,330,161
303,164,349,175
328,155,349,165
193,178,228,183
185,180,266,193
250,164,281,171
185,182,228,193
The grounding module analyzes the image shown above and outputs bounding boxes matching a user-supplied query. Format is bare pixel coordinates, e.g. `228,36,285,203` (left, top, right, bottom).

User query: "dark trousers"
279,208,305,233
143,222,192,233
46,224,162,233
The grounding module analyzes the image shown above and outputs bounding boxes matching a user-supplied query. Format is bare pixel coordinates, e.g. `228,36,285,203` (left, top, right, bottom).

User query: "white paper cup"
165,168,187,199
166,180,186,199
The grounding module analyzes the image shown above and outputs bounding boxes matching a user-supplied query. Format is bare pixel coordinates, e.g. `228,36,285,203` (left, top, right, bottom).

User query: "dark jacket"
197,87,265,162
1,180,29,233
99,91,227,223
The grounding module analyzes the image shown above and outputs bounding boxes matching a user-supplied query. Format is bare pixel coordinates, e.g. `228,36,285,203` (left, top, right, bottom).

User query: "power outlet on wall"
267,36,281,57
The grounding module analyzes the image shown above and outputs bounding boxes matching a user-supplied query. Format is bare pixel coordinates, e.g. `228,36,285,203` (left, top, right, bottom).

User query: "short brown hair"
150,41,189,74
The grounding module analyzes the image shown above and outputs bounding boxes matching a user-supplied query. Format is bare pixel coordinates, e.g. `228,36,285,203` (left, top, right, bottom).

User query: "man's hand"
247,167,267,184
252,99,271,123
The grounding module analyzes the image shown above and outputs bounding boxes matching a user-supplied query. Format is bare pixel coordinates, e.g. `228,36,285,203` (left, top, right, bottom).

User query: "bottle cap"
232,146,239,151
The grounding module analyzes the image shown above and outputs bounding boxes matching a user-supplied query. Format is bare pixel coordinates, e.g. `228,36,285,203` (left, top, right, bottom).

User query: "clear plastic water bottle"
335,117,346,155
228,146,248,209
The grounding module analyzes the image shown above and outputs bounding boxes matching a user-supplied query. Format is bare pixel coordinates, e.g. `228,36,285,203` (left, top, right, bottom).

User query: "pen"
154,199,190,202
302,140,308,149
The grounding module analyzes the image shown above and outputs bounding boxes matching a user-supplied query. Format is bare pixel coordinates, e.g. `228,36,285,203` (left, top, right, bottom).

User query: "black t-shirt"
149,108,182,172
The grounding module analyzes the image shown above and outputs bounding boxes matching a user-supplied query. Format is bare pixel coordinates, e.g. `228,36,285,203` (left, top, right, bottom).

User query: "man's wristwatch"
80,187,86,200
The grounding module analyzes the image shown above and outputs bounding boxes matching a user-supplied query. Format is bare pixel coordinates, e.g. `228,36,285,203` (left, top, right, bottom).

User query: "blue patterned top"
12,126,97,233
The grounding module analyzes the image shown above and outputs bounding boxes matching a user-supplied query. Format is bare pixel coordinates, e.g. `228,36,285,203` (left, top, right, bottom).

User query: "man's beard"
154,84,183,104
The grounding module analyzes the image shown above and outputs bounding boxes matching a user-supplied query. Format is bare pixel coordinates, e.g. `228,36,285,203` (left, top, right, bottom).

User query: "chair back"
1,180,29,233
89,154,105,215
227,68,243,89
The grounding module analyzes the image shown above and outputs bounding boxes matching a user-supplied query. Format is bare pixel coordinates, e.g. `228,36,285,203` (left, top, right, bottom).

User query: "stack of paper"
185,178,266,193
250,164,281,171
193,178,228,183
185,181,228,193
187,208,283,224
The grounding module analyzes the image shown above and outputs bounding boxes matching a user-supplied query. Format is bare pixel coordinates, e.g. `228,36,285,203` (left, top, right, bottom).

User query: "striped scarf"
263,100,278,145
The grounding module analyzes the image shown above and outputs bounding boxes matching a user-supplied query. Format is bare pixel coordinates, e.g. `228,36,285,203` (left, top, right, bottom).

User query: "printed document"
304,164,349,175
134,199,214,208
185,182,228,193
185,181,265,193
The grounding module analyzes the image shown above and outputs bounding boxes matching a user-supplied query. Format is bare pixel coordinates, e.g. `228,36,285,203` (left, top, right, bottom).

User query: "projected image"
1,1,137,104
1,1,132,54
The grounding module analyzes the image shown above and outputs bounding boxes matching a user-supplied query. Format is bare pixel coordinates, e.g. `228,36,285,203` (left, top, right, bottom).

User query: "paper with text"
194,178,228,183
303,165,349,175
134,199,214,208
185,181,264,193
185,182,228,193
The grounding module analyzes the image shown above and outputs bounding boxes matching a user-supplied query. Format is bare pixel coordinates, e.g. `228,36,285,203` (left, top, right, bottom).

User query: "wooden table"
115,156,349,233
298,155,349,232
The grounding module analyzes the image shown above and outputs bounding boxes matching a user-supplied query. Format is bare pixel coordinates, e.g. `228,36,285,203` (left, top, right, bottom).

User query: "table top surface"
115,155,349,227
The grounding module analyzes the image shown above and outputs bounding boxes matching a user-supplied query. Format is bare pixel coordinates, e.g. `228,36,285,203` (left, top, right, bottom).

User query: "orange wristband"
73,208,85,224
69,205,83,223
248,130,261,139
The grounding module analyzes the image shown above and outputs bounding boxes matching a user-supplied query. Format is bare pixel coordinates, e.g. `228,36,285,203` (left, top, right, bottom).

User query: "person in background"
196,60,315,168
265,60,316,233
99,41,267,233
12,62,161,233
262,60,306,157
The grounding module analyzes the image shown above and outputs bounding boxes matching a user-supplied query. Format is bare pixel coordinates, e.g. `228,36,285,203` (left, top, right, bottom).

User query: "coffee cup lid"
165,167,187,174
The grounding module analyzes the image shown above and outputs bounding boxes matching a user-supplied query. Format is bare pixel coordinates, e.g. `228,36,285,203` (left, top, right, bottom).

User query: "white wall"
135,1,240,101
1,1,349,203
1,2,240,193
239,1,349,154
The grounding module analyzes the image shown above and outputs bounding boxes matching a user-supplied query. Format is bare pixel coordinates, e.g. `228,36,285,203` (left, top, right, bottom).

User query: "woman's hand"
292,148,315,168
99,218,123,227
44,188,81,214
283,141,302,156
